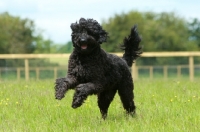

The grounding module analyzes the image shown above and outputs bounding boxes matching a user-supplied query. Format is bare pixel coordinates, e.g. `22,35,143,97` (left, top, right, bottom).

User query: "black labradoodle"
55,18,142,119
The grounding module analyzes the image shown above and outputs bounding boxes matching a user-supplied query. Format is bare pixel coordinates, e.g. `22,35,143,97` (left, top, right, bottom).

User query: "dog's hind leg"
117,82,136,115
97,89,117,119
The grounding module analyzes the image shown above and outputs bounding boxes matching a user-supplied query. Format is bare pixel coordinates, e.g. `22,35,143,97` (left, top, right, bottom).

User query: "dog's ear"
70,22,79,47
79,18,87,27
97,30,108,44
70,22,78,31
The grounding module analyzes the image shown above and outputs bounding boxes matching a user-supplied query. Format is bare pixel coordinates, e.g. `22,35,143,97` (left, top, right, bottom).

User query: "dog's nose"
80,38,86,43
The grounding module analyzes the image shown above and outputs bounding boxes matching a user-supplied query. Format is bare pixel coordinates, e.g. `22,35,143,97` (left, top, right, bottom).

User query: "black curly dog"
55,18,142,119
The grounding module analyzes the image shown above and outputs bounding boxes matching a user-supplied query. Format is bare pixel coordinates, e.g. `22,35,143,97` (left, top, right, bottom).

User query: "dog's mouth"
81,43,88,50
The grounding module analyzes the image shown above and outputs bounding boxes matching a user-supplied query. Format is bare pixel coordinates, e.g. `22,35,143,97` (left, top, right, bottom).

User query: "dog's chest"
71,59,103,81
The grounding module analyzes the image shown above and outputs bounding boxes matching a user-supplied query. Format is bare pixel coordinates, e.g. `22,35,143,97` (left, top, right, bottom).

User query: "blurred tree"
188,18,200,49
101,11,144,52
0,12,35,54
0,12,54,67
102,11,198,52
56,41,73,53
0,12,53,54
49,41,73,53
101,11,199,65
33,35,53,53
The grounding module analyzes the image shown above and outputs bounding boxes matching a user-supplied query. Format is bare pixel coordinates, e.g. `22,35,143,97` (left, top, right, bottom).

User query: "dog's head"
70,18,108,54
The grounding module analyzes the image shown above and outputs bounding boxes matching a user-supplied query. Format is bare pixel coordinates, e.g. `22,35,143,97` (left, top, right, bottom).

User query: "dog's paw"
72,95,86,108
72,92,87,108
71,84,88,108
54,78,68,100
55,84,66,100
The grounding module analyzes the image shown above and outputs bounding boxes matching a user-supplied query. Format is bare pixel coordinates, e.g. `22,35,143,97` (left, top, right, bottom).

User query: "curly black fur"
55,18,142,119
121,25,142,67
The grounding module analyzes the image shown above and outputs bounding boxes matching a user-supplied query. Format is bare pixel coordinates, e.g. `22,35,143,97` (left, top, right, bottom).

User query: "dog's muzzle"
80,38,88,50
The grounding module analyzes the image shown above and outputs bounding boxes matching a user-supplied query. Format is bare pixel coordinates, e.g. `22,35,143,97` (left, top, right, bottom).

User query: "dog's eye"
71,33,75,37
71,32,81,36
87,30,93,36
87,32,91,35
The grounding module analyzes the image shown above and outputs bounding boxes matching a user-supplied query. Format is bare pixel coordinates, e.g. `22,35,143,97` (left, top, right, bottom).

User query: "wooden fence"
0,52,200,81
1,65,199,81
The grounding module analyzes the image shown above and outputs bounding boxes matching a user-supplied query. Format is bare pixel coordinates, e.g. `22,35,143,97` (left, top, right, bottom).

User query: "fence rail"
0,52,200,81
1,65,200,81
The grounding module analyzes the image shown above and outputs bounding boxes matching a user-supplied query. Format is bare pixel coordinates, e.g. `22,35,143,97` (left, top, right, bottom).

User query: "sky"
0,0,200,44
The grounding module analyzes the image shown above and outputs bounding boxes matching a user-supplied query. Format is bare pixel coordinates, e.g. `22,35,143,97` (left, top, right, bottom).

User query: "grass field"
0,79,200,132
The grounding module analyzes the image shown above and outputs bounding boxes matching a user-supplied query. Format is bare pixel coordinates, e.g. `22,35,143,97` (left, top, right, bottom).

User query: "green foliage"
188,18,200,48
0,12,35,54
1,11,200,66
0,12,53,54
101,11,198,52
56,41,73,53
0,12,56,67
101,11,200,65
33,35,53,53
0,79,200,131
102,11,144,52
49,42,73,54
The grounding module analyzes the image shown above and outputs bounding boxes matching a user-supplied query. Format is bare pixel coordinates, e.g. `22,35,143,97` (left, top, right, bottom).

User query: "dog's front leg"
72,82,102,108
55,77,77,100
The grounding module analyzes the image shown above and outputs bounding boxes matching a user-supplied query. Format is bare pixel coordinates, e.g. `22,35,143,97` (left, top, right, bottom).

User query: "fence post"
36,68,39,80
25,59,29,81
163,66,168,79
54,67,57,80
149,66,153,79
17,68,20,80
132,63,138,81
189,56,194,81
177,66,181,78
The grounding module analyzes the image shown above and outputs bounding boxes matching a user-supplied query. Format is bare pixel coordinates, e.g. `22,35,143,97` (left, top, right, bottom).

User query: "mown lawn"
0,79,199,132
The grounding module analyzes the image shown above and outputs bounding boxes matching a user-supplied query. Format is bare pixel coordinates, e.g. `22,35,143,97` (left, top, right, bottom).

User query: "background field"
0,79,199,132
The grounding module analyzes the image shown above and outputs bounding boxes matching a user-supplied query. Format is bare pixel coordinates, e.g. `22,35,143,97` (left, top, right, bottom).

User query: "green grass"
0,79,200,132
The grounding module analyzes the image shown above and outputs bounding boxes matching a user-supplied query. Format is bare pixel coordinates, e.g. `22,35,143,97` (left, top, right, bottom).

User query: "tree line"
102,11,200,52
101,11,200,65
0,11,200,66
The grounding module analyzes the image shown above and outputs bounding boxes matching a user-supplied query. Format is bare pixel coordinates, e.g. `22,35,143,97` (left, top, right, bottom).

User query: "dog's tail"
121,25,142,67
